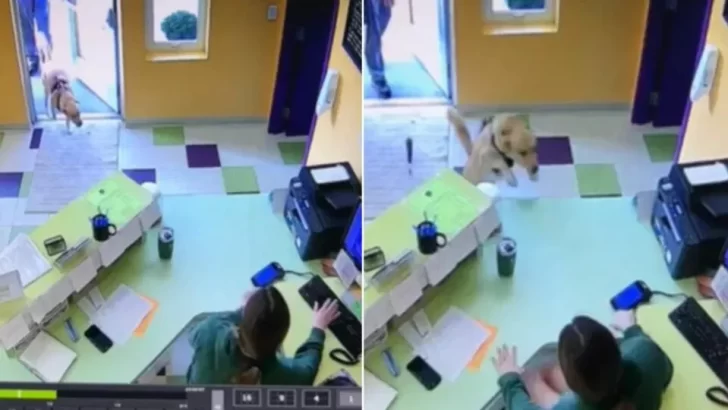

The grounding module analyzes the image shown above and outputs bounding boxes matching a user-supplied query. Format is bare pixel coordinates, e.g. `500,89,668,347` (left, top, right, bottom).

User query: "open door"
70,0,119,113
407,0,451,98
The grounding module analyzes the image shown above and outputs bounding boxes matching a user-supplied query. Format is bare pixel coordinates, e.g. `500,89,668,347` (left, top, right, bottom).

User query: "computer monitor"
343,203,362,271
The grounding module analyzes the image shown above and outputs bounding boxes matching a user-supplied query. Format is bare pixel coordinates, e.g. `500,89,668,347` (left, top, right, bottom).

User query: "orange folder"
467,321,498,372
134,296,159,337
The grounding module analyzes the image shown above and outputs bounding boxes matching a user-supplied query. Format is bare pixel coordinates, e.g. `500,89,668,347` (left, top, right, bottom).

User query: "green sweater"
498,325,673,410
186,311,326,385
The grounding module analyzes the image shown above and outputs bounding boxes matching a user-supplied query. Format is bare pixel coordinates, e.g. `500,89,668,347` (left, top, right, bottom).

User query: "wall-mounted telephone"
690,44,719,102
316,69,340,116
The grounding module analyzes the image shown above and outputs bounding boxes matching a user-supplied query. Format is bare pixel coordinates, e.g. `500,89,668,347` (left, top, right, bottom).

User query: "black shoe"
374,82,392,99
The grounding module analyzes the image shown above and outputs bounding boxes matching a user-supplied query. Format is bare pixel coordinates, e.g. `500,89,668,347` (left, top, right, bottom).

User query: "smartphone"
364,247,385,272
84,325,113,353
251,262,286,288
406,356,441,390
43,235,67,257
610,280,652,310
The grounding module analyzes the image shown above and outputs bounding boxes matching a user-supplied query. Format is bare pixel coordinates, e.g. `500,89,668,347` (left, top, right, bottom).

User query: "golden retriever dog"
447,107,538,187
42,68,83,131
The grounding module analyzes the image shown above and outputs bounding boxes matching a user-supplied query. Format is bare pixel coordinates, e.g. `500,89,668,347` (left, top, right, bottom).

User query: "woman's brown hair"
558,316,634,410
234,287,291,384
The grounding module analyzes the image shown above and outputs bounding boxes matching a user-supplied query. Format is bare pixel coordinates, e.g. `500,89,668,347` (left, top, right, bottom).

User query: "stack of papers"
91,285,153,345
0,313,32,350
364,370,398,410
0,270,23,305
0,234,51,287
19,331,77,382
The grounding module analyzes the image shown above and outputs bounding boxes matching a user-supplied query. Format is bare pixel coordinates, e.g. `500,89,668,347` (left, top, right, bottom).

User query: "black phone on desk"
610,280,652,310
407,356,441,390
251,262,286,287
85,325,113,353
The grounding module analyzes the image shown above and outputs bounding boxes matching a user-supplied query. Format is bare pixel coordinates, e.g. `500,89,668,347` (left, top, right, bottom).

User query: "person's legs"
365,1,392,98
522,369,562,409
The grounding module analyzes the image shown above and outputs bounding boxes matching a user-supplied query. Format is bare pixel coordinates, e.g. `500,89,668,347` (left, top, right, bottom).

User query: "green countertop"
0,193,361,386
365,197,696,410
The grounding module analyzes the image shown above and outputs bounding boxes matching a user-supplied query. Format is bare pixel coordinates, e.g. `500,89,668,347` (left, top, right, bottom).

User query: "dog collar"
490,132,514,168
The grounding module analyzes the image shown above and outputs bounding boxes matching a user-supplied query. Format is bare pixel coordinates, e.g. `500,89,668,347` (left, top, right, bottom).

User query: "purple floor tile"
29,128,43,149
537,136,573,165
123,169,157,185
0,172,24,197
186,144,221,168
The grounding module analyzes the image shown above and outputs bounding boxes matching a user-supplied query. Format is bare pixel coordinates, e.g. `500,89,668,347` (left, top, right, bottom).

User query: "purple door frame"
675,0,714,162
268,0,340,165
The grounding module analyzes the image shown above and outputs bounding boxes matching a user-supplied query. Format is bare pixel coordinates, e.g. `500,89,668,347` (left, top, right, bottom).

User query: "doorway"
363,0,453,104
632,0,711,128
269,0,339,138
14,0,121,122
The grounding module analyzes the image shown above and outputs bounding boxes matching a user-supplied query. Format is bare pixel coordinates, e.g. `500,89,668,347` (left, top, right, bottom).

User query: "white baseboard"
0,124,32,131
123,116,268,128
456,103,631,116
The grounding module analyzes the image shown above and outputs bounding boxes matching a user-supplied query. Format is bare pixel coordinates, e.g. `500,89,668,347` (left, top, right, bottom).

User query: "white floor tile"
119,127,155,150
13,199,51,225
0,199,17,226
496,165,579,199
569,135,651,165
255,164,301,193
119,145,188,170
615,162,671,197
157,168,225,195
184,123,267,145
0,130,37,172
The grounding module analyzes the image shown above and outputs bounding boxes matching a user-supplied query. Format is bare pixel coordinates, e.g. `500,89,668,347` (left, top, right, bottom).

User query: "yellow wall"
0,0,28,126
306,0,362,178
121,0,285,121
680,0,726,163
453,0,649,106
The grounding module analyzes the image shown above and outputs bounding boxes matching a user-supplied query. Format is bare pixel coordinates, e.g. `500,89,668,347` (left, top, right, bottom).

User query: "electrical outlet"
267,5,278,21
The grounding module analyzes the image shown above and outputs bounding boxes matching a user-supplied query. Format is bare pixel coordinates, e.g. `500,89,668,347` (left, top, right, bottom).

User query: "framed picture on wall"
343,0,362,71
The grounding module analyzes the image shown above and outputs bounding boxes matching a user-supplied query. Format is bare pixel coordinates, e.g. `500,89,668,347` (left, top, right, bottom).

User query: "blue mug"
415,221,447,255
91,213,117,242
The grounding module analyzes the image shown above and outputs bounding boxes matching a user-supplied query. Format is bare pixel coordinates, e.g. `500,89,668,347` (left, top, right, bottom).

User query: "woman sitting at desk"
186,286,340,385
493,310,673,410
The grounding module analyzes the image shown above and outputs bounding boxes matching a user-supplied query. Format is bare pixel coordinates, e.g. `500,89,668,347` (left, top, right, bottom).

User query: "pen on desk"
64,318,79,343
406,137,413,176
382,348,400,377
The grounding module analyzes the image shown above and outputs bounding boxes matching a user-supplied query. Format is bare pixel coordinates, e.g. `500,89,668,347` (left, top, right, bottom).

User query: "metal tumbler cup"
158,227,174,260
496,237,517,277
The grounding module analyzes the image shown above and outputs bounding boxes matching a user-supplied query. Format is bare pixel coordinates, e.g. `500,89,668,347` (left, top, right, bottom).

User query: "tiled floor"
363,106,678,219
0,121,305,246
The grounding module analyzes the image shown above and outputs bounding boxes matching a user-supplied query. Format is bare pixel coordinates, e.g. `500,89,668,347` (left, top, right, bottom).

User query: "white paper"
44,277,73,309
684,162,728,186
88,287,105,309
77,297,97,320
91,284,152,345
712,266,728,311
68,258,96,292
412,310,432,338
0,313,32,350
0,270,24,304
19,331,77,382
310,165,349,184
398,321,424,350
333,250,359,289
364,370,398,410
98,218,143,267
416,307,488,382
139,200,162,231
389,272,423,315
0,234,51,287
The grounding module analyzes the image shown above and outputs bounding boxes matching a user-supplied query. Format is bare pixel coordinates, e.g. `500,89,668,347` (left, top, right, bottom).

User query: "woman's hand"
313,299,340,330
492,345,522,376
611,310,636,332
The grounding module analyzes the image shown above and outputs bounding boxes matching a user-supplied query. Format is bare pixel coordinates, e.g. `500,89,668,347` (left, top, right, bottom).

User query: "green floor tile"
277,141,306,165
643,133,677,162
153,126,185,146
222,167,260,194
19,172,32,198
575,164,622,197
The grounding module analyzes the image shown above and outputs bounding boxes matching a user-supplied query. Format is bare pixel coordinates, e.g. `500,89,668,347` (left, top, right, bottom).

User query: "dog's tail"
447,107,473,156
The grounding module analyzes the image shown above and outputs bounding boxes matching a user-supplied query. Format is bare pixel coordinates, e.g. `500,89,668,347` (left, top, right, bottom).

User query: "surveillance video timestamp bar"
0,383,361,410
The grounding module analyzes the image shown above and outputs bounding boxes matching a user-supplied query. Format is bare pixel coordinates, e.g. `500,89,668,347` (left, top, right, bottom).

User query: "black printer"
284,162,361,261
651,161,728,279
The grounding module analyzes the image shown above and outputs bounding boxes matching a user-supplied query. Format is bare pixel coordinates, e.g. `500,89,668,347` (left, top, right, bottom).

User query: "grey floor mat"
482,343,558,410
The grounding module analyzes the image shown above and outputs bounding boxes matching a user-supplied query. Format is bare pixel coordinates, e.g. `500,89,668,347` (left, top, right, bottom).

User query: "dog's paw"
507,178,518,187
529,173,539,182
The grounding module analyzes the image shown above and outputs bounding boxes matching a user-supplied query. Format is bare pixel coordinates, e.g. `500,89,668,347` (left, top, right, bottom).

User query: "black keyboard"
298,275,362,358
669,297,728,385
